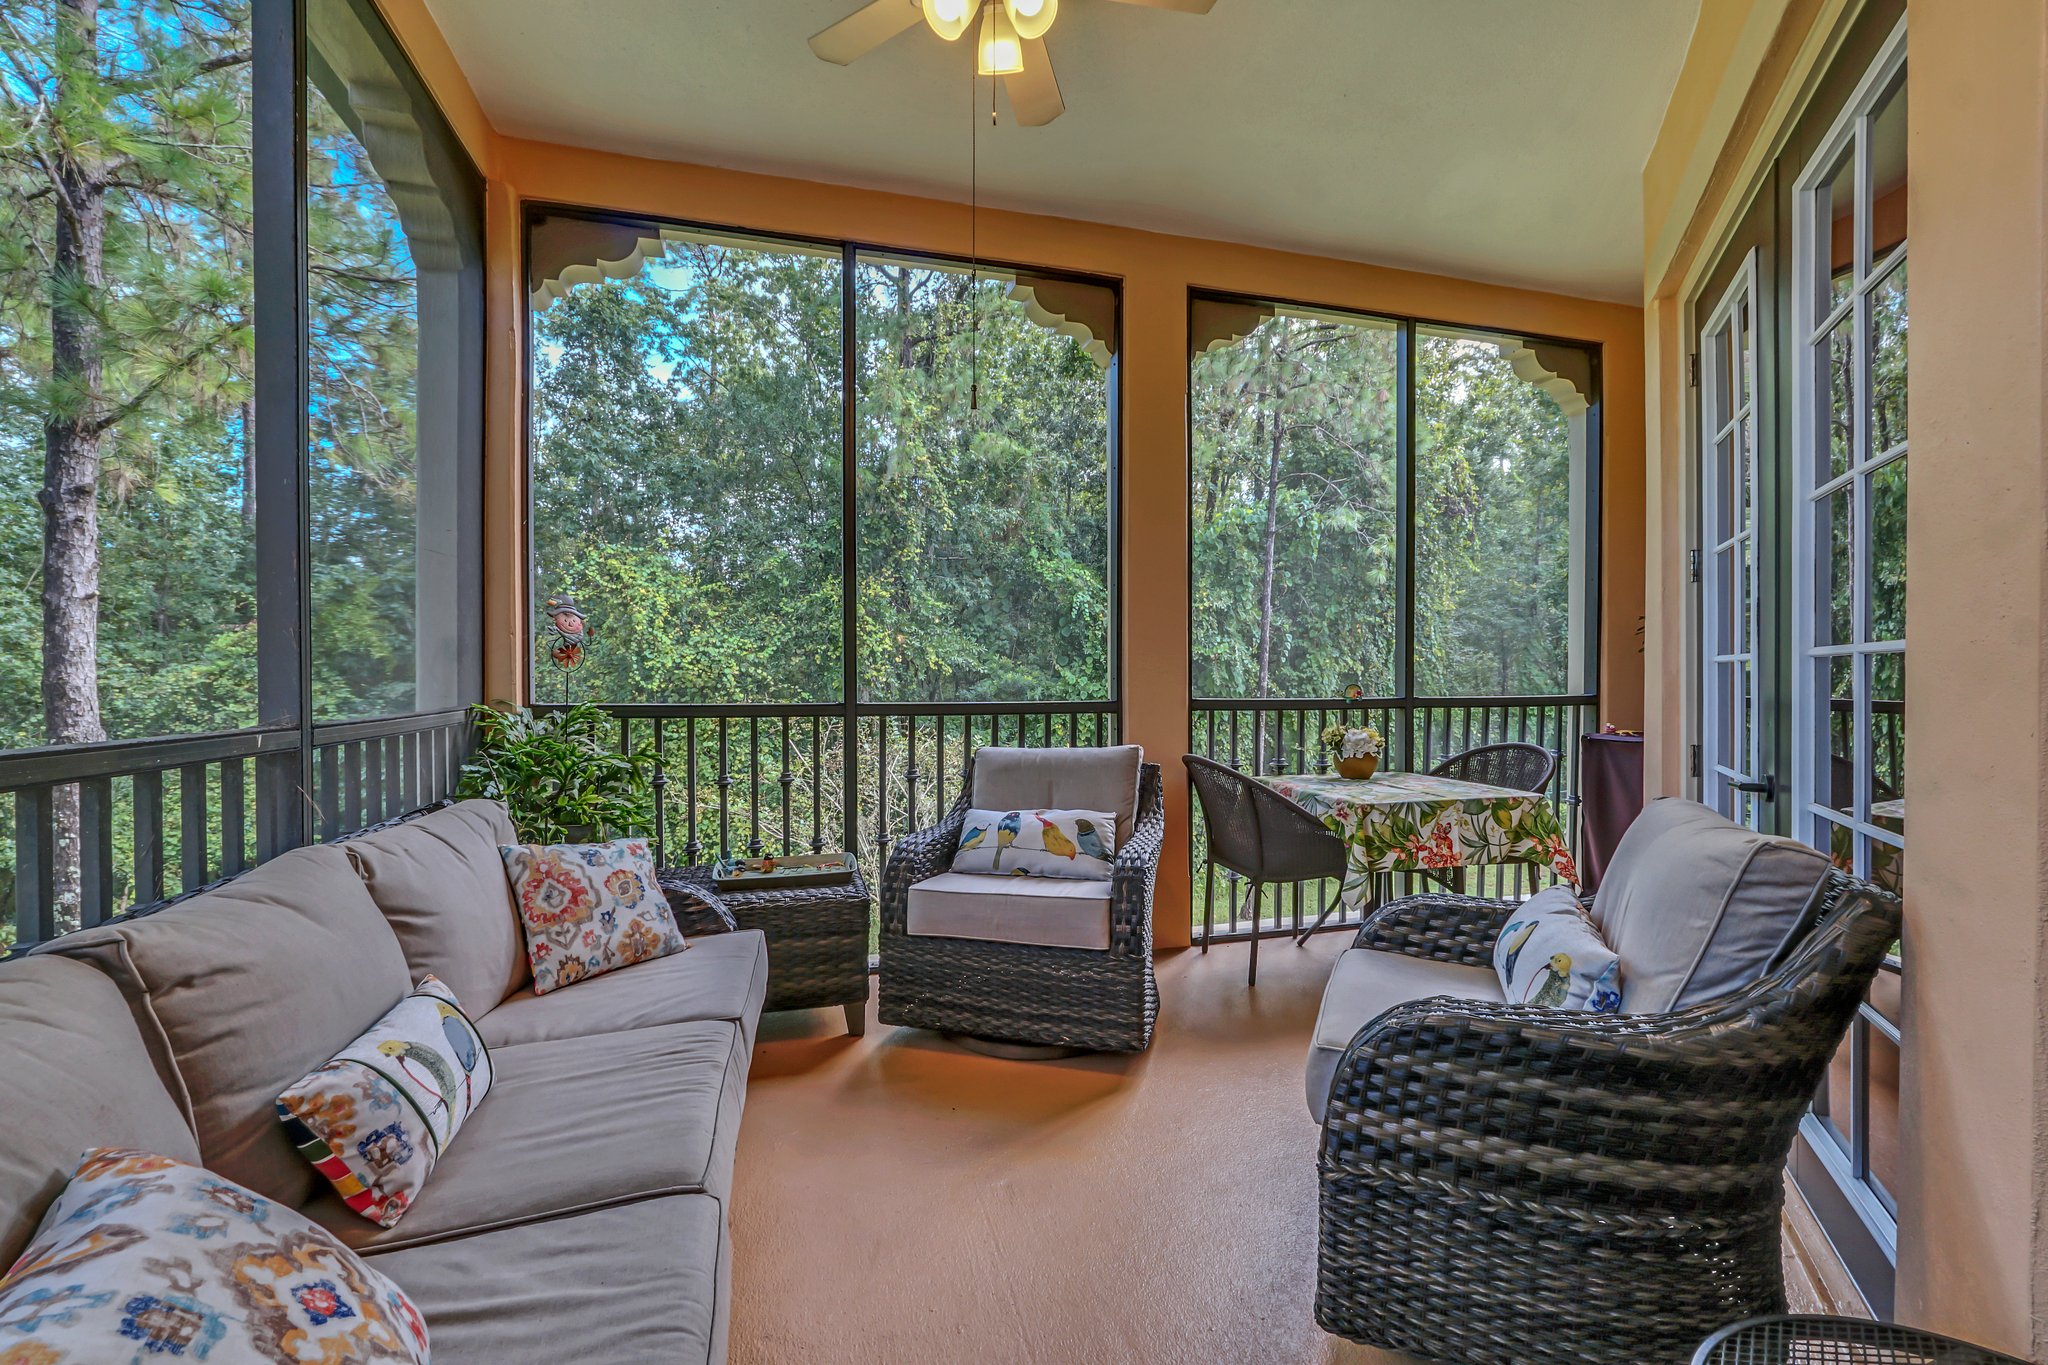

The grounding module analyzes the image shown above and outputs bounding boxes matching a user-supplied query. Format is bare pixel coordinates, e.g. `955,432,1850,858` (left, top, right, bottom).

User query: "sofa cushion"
0,955,201,1269
1594,797,1830,1014
42,843,413,1209
1,1149,429,1364
476,929,768,1049
366,1194,727,1365
304,1018,748,1253
344,799,529,1013
972,744,1142,846
1306,948,1503,1121
906,871,1112,950
279,976,495,1228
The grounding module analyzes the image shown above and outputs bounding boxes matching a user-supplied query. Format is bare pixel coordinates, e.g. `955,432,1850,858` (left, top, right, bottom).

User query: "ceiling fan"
809,0,1218,127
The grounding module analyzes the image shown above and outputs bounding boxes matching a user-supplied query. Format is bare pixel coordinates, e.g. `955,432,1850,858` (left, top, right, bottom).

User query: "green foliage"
1190,314,1582,701
455,704,657,843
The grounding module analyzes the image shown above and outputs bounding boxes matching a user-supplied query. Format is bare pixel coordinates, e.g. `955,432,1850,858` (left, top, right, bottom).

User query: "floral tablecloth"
1259,770,1579,909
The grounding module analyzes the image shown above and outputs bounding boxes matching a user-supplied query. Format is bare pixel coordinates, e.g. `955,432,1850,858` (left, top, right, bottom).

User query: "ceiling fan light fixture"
1003,0,1057,41
921,0,977,42
976,3,1024,75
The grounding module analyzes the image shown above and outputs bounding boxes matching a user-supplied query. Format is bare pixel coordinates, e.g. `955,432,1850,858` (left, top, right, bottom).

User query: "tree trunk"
1255,384,1284,702
40,0,110,930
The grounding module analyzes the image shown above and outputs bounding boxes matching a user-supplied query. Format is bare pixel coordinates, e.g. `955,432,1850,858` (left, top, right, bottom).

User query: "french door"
1690,2,1905,1313
1698,252,1767,828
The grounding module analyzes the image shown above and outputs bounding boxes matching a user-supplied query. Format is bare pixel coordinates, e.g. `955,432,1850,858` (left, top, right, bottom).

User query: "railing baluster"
778,716,794,856
220,760,247,877
78,776,115,928
398,730,417,816
809,718,824,854
875,717,891,866
905,717,922,836
652,718,669,866
179,762,209,893
344,742,364,835
134,770,164,905
14,786,56,947
684,717,702,866
318,744,339,841
365,736,386,826
716,718,731,862
747,717,763,859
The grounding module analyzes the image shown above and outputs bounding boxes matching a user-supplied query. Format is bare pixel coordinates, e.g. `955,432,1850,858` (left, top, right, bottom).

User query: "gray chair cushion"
42,843,414,1209
476,929,768,1050
344,799,530,1014
305,1017,749,1253
0,955,202,1268
366,1193,728,1365
1593,797,1830,1014
1306,948,1503,1121
972,744,1143,846
906,872,1112,950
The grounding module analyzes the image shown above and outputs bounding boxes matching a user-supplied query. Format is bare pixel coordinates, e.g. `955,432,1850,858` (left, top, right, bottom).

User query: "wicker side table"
663,865,872,1036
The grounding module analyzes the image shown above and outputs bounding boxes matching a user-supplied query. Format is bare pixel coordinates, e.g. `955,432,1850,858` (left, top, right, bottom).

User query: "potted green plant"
455,702,657,844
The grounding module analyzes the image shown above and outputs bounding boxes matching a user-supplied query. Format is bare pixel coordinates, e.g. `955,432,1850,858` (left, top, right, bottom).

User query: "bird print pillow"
0,1149,429,1363
951,807,1118,880
1492,886,1623,1013
278,975,493,1228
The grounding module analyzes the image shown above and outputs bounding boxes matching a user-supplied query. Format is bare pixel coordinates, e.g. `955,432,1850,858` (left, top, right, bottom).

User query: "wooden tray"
711,851,858,891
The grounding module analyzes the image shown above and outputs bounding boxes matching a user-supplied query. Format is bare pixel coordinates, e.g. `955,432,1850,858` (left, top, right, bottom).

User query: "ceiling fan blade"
1101,0,1218,11
1006,38,1064,126
808,0,922,65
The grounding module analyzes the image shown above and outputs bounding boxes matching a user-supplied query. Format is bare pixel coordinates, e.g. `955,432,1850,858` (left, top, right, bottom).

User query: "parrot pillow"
951,808,1119,880
1492,886,1624,1013
278,975,494,1228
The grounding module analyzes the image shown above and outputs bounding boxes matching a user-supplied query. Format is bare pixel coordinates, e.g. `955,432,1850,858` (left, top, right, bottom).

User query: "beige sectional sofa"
2,799,766,1363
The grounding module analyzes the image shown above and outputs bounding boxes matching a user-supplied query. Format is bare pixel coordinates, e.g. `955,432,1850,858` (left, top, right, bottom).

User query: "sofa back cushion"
972,745,1142,847
0,955,201,1269
344,799,529,1011
1594,798,1830,1014
44,843,414,1209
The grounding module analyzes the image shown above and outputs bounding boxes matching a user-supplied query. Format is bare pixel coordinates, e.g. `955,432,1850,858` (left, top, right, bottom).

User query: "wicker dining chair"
1184,755,1348,987
1315,868,1903,1365
877,753,1164,1053
1694,1315,2028,1364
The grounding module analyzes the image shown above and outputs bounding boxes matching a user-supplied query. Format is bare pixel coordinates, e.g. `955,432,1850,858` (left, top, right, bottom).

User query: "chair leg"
1243,880,1261,988
1293,894,1341,945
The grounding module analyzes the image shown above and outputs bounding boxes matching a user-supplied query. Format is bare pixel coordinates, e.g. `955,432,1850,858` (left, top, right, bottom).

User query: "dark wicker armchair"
1315,870,1903,1365
877,756,1164,1052
1429,739,1560,793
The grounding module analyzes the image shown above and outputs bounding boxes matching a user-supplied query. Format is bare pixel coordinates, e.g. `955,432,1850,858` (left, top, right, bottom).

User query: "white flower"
1338,727,1384,759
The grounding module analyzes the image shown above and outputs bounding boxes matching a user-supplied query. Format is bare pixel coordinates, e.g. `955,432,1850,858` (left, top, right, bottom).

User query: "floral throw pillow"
0,1149,428,1363
278,975,493,1228
500,838,686,995
950,808,1118,880
1493,886,1623,1012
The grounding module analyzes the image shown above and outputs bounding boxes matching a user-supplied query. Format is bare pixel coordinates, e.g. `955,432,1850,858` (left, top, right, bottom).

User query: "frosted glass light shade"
1003,0,1057,40
977,4,1024,74
922,0,976,42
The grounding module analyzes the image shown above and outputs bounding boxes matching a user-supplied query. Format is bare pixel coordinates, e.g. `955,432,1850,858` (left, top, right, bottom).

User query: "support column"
1119,268,1191,949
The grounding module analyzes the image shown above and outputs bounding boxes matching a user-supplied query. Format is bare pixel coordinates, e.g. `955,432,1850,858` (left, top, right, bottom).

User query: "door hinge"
1689,548,1702,583
1688,352,1700,388
1689,744,1701,779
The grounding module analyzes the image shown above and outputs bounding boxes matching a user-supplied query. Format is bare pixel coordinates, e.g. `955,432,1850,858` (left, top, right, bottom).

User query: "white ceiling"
423,0,1700,303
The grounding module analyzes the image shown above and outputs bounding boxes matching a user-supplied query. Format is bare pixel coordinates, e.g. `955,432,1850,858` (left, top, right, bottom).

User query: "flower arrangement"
1320,723,1384,780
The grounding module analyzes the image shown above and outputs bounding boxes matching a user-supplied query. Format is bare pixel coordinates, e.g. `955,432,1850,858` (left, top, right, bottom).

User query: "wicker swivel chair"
878,748,1164,1053
1316,869,1902,1365
1184,754,1347,986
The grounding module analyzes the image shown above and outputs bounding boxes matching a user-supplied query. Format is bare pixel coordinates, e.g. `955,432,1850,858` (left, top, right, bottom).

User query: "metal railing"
587,701,1120,891
2,708,473,953
1188,694,1598,942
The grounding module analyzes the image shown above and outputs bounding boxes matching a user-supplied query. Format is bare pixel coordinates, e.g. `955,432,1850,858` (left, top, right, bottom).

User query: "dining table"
1256,768,1580,939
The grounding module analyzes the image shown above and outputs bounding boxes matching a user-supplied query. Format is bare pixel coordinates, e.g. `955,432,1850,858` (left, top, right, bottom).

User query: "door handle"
1730,774,1778,802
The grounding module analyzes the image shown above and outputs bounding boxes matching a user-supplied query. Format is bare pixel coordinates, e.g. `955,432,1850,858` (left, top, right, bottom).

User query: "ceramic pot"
1333,754,1379,780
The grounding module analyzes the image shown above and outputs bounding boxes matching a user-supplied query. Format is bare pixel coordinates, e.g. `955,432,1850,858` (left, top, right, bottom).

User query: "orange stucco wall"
373,0,1646,951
